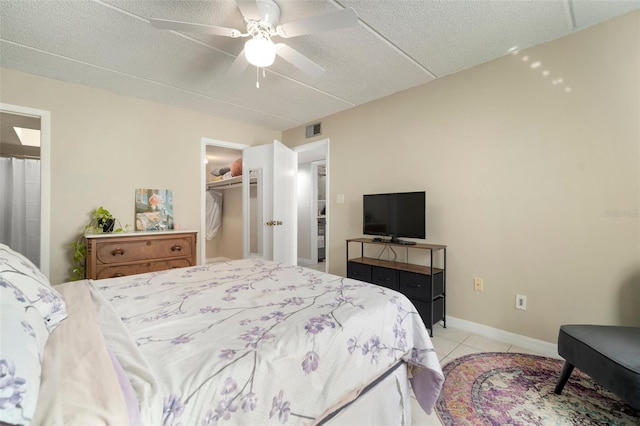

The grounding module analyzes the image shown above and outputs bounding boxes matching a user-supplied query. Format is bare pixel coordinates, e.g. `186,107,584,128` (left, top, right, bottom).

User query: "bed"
1,243,444,425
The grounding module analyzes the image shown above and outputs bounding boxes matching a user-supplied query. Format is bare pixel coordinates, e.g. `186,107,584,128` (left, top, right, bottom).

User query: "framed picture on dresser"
135,188,174,230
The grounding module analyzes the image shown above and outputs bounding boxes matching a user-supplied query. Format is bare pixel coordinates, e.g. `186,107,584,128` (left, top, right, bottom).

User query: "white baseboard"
445,316,560,359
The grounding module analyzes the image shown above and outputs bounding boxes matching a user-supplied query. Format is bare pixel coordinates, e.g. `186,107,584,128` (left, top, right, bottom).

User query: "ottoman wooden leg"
554,361,575,395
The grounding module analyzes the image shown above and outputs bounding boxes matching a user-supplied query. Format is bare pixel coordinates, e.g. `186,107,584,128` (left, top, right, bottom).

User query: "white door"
242,140,297,264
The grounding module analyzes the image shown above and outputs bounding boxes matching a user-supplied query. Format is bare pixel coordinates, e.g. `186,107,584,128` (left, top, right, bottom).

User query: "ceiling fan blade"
236,0,262,21
150,18,242,38
277,7,358,38
275,43,325,78
227,48,249,75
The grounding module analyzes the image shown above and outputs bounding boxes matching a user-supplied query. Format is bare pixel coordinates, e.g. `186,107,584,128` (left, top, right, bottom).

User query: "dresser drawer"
347,261,371,282
86,231,197,280
411,297,444,328
371,266,399,291
95,258,192,280
399,270,444,301
95,236,193,264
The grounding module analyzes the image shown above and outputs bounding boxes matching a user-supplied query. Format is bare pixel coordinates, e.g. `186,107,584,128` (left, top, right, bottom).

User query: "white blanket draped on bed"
90,259,444,425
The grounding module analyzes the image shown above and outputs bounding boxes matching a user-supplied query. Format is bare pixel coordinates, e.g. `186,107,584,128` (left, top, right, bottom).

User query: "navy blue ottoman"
555,324,640,410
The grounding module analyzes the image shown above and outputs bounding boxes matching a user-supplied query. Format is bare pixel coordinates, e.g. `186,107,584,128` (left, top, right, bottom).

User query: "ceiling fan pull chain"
255,67,268,89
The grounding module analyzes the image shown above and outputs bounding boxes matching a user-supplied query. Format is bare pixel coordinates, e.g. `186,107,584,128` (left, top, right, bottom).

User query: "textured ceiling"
1,0,638,131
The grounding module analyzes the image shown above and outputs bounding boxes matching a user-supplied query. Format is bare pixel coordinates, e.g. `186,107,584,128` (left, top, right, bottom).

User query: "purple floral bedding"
92,259,444,425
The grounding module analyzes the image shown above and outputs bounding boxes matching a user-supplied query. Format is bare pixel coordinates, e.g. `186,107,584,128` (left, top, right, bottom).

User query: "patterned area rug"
435,352,640,426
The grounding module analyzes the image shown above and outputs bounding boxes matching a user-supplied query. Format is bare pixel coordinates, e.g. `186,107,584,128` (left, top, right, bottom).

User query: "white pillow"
0,285,50,426
0,243,67,332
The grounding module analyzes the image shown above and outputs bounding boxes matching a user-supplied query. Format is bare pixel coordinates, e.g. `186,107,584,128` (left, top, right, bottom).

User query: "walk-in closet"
204,144,245,263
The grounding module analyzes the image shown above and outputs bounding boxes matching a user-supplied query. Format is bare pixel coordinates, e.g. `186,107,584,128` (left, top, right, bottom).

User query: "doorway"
0,104,51,277
200,137,325,268
200,138,248,265
295,139,329,273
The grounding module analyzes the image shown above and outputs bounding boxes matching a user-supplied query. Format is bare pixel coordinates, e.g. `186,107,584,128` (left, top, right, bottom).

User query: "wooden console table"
346,238,447,336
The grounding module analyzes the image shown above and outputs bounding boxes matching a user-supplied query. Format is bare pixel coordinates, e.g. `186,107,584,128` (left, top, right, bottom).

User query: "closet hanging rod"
1,153,41,160
211,183,239,190
207,176,257,190
207,182,258,190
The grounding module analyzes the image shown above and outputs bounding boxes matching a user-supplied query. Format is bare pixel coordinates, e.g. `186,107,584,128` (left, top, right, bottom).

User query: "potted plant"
70,206,129,280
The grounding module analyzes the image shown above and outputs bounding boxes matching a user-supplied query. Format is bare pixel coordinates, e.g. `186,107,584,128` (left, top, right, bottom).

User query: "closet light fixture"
244,36,276,68
13,127,41,147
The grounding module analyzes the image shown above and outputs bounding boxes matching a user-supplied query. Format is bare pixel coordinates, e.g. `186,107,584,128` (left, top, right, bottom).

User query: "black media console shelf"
346,238,447,337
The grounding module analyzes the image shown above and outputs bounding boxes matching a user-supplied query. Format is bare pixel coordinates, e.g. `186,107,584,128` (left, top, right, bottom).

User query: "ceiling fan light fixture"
244,36,276,68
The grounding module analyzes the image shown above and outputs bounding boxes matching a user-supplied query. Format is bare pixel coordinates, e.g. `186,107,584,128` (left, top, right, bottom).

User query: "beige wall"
283,12,640,343
219,186,244,259
0,68,280,284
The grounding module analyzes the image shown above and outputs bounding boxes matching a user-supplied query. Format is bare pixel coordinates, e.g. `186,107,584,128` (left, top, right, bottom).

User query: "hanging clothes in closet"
206,190,223,240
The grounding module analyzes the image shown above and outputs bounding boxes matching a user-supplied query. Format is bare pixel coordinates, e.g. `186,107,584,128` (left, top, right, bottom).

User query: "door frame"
294,138,330,271
200,137,249,265
0,103,51,277
310,160,326,264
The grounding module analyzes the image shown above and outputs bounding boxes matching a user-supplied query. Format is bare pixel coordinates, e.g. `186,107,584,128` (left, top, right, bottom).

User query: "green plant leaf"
70,206,122,280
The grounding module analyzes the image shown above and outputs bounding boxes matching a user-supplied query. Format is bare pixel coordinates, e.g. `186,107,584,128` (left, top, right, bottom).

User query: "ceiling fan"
149,0,358,79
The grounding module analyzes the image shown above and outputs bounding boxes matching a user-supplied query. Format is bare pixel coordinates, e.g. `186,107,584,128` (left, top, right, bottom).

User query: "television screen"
363,191,425,242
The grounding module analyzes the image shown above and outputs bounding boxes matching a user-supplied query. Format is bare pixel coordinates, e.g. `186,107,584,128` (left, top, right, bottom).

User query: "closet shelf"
207,176,256,190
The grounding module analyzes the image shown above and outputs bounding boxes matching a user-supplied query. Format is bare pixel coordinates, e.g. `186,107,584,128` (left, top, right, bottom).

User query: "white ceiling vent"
306,122,321,138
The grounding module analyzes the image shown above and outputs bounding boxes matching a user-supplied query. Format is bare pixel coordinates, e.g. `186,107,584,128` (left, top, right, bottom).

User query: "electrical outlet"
515,294,527,310
473,277,484,292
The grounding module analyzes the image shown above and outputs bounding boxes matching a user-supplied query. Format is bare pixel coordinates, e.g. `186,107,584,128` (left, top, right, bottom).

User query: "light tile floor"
302,262,327,272
410,323,548,425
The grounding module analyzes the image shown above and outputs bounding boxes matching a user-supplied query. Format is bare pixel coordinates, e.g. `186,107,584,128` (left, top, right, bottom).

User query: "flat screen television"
363,191,426,243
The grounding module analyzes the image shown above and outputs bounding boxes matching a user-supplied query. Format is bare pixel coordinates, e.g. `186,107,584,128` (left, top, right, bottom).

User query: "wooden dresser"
85,231,197,280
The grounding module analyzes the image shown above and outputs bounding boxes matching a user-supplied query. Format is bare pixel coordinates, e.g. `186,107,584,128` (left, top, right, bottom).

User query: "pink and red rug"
435,352,639,425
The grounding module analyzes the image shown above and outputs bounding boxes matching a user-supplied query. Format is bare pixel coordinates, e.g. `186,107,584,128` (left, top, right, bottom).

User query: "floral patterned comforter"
91,259,444,425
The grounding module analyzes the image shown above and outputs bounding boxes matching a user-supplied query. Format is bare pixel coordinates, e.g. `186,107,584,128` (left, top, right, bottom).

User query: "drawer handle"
171,245,183,252
112,273,125,277
111,248,125,256
407,282,422,288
